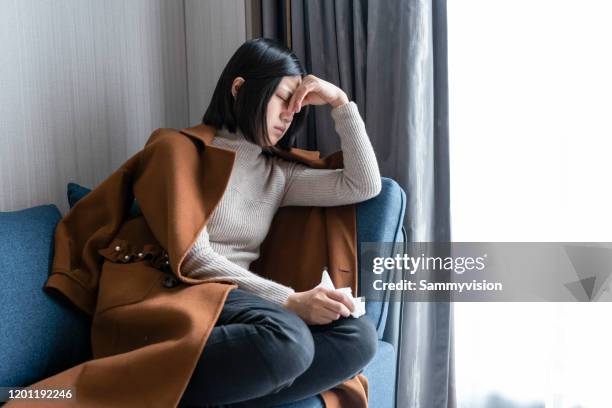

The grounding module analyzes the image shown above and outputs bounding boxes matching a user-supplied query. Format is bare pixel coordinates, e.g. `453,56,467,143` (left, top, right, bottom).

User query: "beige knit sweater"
181,101,381,304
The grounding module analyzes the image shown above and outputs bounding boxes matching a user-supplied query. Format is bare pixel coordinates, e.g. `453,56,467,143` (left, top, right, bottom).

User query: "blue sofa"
0,177,406,407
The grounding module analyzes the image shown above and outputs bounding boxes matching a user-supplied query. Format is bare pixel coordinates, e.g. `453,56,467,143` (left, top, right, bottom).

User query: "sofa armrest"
356,177,407,341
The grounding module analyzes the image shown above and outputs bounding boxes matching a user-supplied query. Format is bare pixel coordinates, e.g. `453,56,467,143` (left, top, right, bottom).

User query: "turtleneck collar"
214,126,264,158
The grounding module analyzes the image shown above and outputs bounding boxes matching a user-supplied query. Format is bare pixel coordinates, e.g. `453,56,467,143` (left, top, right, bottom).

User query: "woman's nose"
280,110,294,123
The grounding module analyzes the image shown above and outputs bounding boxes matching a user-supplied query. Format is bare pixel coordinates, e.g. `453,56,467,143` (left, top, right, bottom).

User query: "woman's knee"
260,307,315,383
338,317,379,367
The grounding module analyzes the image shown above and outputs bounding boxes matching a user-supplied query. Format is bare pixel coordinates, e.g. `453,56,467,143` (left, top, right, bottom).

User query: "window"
448,1,612,406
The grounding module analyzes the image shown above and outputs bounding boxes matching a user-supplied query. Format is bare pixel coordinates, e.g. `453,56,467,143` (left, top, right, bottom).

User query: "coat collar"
179,123,216,146
179,123,334,167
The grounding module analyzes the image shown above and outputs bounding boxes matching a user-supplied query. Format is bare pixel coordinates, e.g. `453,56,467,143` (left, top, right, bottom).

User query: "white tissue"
317,269,366,318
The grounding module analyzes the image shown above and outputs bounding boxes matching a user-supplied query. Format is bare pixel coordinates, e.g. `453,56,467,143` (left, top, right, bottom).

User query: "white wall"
0,0,254,214
185,0,249,125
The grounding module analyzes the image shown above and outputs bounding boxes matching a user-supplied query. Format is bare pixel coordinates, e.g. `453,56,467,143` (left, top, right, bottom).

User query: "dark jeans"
179,288,378,408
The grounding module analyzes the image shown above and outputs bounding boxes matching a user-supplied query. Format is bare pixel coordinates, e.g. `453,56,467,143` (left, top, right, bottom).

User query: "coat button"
114,246,121,252
162,274,179,288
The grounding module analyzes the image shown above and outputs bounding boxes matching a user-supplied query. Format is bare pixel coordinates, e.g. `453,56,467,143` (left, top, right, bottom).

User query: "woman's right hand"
284,286,355,325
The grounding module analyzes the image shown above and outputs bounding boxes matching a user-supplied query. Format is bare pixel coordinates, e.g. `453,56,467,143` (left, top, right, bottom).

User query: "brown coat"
11,124,368,407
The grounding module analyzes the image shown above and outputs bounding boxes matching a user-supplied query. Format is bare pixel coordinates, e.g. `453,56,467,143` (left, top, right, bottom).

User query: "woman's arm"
278,101,382,207
182,227,295,305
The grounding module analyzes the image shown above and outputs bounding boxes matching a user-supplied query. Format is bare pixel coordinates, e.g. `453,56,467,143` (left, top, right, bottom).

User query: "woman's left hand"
288,74,349,113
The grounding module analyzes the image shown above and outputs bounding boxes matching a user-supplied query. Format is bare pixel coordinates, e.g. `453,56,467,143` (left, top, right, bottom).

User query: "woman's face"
265,75,302,146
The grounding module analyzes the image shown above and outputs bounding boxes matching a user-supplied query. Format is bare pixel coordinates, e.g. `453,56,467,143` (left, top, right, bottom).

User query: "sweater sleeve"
181,227,295,305
278,101,382,207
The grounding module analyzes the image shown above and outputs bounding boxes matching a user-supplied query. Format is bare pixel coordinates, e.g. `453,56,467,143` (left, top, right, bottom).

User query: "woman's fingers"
289,78,314,113
287,74,346,113
326,289,355,313
321,294,351,318
319,307,341,322
288,84,303,113
298,286,354,324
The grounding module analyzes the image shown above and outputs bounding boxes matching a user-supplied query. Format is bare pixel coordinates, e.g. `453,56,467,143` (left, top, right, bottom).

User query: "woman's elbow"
355,177,382,201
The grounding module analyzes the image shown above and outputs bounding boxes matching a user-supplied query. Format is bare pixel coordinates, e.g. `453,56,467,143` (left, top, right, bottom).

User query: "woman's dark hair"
202,37,309,153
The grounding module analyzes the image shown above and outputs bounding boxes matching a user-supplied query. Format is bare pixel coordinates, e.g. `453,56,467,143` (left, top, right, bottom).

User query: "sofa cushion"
363,340,397,408
67,182,91,208
0,205,91,387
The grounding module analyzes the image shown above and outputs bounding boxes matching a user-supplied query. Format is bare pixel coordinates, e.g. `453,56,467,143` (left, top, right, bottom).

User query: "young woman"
179,38,382,407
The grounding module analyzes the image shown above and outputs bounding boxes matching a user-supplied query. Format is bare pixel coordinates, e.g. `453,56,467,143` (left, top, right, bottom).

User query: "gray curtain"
260,0,455,407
